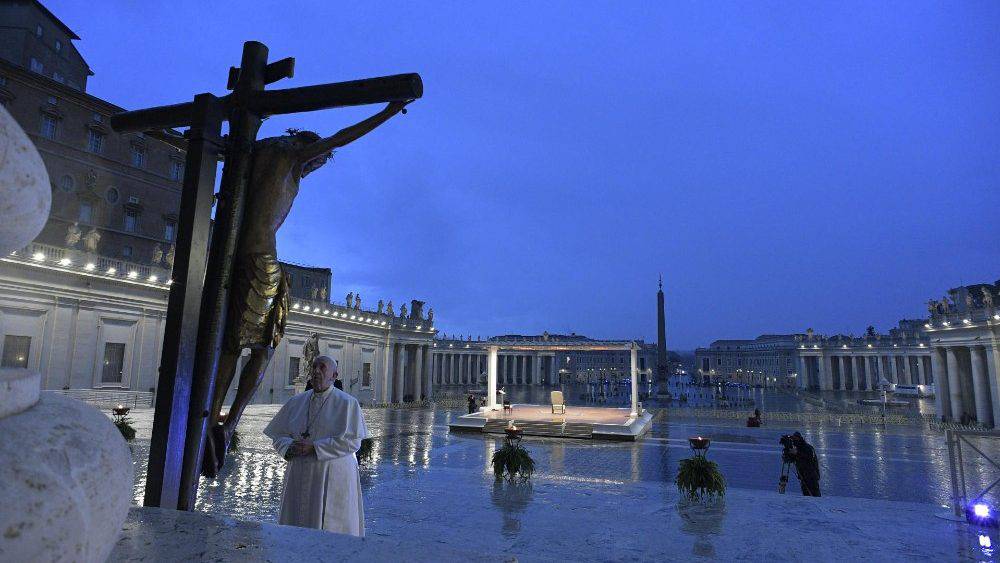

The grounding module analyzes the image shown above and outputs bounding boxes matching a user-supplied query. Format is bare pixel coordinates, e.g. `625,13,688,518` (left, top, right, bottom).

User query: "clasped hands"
284,438,315,460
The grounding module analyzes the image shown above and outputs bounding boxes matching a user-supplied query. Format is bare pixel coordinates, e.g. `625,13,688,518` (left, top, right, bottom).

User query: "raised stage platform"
449,404,653,441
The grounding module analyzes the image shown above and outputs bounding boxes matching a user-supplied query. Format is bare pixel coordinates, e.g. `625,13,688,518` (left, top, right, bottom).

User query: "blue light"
975,504,991,518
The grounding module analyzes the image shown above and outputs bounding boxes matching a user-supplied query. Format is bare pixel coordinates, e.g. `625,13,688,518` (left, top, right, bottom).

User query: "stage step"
483,419,593,439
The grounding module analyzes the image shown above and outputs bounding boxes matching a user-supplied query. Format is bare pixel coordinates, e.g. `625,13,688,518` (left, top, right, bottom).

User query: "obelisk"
656,275,668,382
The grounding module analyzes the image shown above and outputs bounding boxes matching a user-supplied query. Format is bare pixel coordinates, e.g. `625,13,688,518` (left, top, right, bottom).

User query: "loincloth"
225,253,289,352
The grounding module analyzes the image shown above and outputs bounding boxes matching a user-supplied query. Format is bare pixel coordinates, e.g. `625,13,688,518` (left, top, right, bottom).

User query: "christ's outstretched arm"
298,101,410,163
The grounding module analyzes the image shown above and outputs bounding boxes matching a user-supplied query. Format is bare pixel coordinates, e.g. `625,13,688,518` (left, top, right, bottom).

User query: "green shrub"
114,417,136,442
676,456,725,500
492,443,535,482
357,438,375,463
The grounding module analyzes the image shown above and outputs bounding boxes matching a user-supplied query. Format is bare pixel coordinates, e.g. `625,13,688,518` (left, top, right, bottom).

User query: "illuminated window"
163,221,175,242
124,209,140,233
1,335,31,368
87,130,104,153
78,201,93,223
170,160,183,181
130,145,146,168
30,58,43,74
40,114,57,139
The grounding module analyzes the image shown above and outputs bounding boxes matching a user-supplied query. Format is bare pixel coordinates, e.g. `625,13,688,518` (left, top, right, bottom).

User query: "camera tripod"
778,459,794,494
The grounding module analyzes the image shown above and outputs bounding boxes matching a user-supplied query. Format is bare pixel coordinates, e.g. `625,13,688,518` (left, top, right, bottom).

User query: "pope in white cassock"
264,355,369,536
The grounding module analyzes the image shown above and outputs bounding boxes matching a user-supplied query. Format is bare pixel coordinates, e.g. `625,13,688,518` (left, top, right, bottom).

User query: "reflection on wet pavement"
124,390,1000,531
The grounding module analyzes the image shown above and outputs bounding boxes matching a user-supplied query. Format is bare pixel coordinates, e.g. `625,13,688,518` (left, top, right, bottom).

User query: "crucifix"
111,41,422,511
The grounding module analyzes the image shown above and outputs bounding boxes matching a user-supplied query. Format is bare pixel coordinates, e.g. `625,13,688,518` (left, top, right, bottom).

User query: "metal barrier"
945,429,1000,517
49,389,154,409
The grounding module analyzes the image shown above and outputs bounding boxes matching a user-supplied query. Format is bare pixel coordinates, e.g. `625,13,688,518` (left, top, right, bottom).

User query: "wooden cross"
111,41,422,511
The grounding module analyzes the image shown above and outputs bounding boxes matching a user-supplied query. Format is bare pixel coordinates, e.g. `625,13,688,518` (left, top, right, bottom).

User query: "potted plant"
676,437,725,501
111,404,136,442
492,422,535,482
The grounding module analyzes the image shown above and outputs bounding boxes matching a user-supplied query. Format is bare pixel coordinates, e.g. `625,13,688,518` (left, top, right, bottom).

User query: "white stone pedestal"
0,368,133,562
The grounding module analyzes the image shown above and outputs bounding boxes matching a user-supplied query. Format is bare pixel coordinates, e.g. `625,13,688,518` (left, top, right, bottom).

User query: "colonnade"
384,342,433,404
431,351,557,386
931,345,999,427
798,352,933,391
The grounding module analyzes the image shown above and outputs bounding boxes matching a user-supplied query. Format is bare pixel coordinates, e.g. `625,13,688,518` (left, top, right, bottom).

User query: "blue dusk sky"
47,1,1000,350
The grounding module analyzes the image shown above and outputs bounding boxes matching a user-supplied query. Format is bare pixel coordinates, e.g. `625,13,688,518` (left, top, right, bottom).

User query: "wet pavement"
114,387,1000,560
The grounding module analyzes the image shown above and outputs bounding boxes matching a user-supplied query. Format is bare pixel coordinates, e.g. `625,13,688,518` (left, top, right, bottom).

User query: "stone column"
393,343,405,403
797,355,810,389
916,356,926,386
971,346,993,427
423,346,433,399
533,355,541,386
836,357,846,390
413,345,424,401
902,356,912,385
854,356,865,390
986,345,1000,429
487,346,499,409
824,354,835,390
947,347,963,421
381,340,393,403
630,343,639,417
931,348,950,420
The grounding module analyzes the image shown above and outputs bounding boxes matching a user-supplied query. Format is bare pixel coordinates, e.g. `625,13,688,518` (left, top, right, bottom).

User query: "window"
1,335,31,368
40,114,57,139
87,130,104,153
59,175,74,192
30,58,43,74
52,72,64,84
54,39,62,53
0,76,6,86
78,201,92,223
35,24,43,38
170,160,183,181
92,113,102,122
124,209,140,233
303,275,312,288
122,245,132,258
105,187,119,204
287,357,301,386
164,221,175,242
130,145,146,168
46,96,56,105
101,343,125,384
362,362,372,388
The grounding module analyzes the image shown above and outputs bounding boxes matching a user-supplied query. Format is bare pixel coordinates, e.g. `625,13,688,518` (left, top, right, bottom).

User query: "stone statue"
399,303,407,318
467,335,471,341
386,300,394,316
927,300,938,316
427,308,433,322
409,300,424,320
966,293,975,309
377,299,384,314
311,286,319,299
940,296,951,314
319,286,327,301
354,294,361,309
165,245,175,268
82,228,100,252
983,288,995,309
300,333,320,384
152,244,163,265
203,101,410,478
84,168,97,191
346,292,353,307
65,222,81,247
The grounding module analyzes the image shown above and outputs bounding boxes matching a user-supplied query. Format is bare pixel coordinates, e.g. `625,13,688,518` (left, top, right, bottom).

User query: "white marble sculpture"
66,222,82,247
0,105,51,255
0,355,132,561
83,228,101,252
